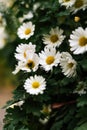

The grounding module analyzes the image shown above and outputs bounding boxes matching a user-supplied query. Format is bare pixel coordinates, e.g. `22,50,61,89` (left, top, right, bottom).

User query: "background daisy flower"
15,42,36,62
59,52,77,77
59,0,76,8
17,22,35,40
24,75,46,95
39,46,60,71
43,27,65,48
70,0,87,13
69,27,87,54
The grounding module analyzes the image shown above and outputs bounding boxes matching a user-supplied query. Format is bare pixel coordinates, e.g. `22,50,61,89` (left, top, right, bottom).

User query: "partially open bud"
74,16,80,22
41,105,52,115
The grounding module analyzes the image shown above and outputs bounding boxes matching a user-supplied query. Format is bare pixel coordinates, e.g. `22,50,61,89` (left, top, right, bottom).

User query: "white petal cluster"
19,11,33,23
8,100,24,109
59,52,77,77
69,27,87,54
17,22,35,40
13,42,39,74
39,46,60,71
24,75,46,95
43,27,65,48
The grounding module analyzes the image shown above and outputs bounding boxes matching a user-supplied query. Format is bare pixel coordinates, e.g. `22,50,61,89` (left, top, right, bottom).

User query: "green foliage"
0,0,87,130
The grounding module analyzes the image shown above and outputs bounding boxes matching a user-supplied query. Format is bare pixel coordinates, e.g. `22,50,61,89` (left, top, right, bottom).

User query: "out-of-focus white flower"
39,46,60,71
24,75,46,95
59,52,77,77
0,0,15,8
70,0,87,13
8,100,24,109
33,2,40,12
74,82,87,95
0,26,8,49
17,22,35,40
15,42,36,62
69,27,87,54
43,27,65,48
19,11,33,23
59,0,76,8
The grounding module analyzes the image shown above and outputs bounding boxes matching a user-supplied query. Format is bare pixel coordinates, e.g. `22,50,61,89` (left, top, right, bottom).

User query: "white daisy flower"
20,53,39,72
70,0,87,13
59,52,77,77
17,22,35,40
43,27,65,48
69,27,87,54
13,53,39,74
24,75,46,95
59,0,76,8
15,42,36,62
39,46,60,71
0,26,8,49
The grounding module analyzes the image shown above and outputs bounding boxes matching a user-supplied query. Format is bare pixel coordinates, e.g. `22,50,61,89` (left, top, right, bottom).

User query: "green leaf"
74,122,87,130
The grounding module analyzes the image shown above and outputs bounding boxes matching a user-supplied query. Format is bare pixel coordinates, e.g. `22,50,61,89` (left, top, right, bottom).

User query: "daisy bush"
1,0,87,130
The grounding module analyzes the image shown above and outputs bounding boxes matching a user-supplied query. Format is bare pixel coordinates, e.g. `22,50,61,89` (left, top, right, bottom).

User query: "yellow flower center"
74,0,83,8
42,106,51,114
50,35,59,43
79,37,87,46
68,62,74,68
24,52,27,58
64,0,70,2
25,28,31,35
32,81,40,88
46,56,55,65
74,16,80,22
26,60,35,69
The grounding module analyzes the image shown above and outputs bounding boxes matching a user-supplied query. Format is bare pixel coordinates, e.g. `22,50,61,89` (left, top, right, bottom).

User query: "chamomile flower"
13,53,39,74
39,46,60,71
59,52,77,77
43,27,65,48
24,75,46,95
70,0,87,13
20,53,39,72
69,27,87,54
59,0,76,8
15,42,36,62
17,22,35,40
